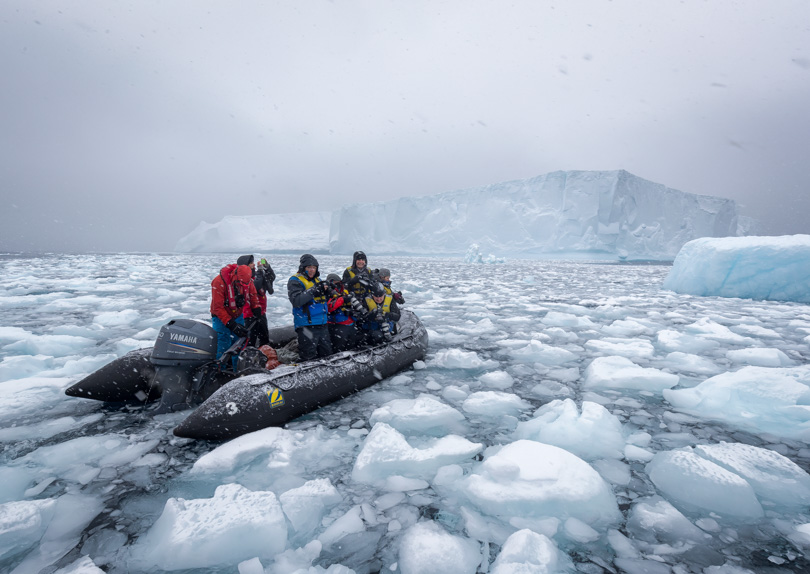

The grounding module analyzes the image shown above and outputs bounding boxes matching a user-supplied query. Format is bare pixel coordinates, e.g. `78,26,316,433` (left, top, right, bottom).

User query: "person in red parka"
210,263,261,370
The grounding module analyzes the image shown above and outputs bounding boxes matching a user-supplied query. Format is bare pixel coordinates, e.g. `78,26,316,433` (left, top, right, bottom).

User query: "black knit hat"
300,253,318,267
352,251,367,266
236,254,254,266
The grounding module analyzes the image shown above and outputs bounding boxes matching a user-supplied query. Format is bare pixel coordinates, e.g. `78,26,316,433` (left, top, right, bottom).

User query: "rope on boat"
245,314,427,392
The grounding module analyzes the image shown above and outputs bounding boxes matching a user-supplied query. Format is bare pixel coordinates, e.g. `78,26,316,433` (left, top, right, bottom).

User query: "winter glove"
251,307,262,319
226,320,248,338
393,291,405,304
305,283,323,299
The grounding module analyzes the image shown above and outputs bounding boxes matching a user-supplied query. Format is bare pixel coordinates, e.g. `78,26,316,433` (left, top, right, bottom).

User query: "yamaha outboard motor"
150,319,217,413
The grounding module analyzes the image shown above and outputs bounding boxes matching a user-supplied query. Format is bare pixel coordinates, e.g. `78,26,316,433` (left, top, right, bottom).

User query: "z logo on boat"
267,387,285,408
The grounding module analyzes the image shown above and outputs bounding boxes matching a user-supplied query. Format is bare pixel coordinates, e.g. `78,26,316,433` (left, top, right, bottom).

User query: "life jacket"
345,266,372,297
328,285,354,325
291,273,328,328
362,294,395,332
211,264,254,324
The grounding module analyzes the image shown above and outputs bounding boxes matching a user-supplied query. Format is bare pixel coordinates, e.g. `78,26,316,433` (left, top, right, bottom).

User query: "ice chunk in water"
398,521,481,574
9,494,103,574
132,483,287,570
0,498,57,561
369,394,466,436
279,478,343,535
664,365,810,441
514,399,625,460
352,423,482,484
462,391,532,418
726,347,795,367
430,348,498,369
693,442,810,507
510,340,577,366
584,356,679,391
491,528,573,574
625,496,709,544
478,370,515,389
53,555,106,573
462,440,621,527
646,449,763,518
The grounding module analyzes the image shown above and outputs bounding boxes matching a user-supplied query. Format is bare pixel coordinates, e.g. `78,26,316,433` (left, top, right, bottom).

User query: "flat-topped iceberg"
663,234,810,303
330,170,742,259
176,170,747,260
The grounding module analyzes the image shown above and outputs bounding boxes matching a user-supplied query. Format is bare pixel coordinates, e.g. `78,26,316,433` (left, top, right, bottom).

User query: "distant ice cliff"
175,212,331,254
176,170,749,260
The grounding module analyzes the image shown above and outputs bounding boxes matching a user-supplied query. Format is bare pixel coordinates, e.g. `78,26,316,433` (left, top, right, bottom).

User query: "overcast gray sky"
1,1,809,252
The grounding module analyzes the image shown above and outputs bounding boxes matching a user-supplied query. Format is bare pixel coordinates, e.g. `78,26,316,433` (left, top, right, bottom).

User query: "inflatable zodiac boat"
65,310,428,440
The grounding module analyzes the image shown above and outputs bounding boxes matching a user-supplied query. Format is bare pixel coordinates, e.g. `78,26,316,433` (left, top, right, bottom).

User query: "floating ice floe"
509,340,577,366
3,494,104,574
601,319,656,337
369,394,467,436
0,498,58,561
514,399,625,461
725,347,795,367
584,337,655,359
584,356,679,392
462,391,532,418
279,478,343,536
398,520,481,574
429,348,499,369
625,496,710,546
352,423,483,485
663,234,810,303
460,440,621,528
647,441,810,523
658,352,722,377
92,309,141,327
3,333,96,357
132,483,287,571
663,365,810,441
655,330,721,354
683,318,755,345
541,311,596,329
692,442,810,507
490,528,573,574
478,370,515,389
647,449,764,518
464,243,505,264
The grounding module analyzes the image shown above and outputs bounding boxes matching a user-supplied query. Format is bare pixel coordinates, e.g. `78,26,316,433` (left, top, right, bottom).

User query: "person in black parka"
342,251,374,300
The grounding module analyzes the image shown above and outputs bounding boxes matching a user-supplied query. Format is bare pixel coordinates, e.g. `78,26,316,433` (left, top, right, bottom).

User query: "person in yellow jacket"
343,251,373,299
376,267,405,305
359,282,401,345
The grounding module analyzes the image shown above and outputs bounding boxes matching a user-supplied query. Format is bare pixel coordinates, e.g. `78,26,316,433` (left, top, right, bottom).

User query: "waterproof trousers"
212,315,244,371
328,322,358,352
296,325,332,361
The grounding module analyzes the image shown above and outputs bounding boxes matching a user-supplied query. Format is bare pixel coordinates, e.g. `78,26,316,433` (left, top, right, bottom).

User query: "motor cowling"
150,319,218,413
151,319,217,366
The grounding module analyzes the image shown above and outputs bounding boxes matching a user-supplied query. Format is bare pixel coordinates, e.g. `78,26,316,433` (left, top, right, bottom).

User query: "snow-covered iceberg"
174,212,331,253
329,170,742,259
663,234,810,303
176,170,745,260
